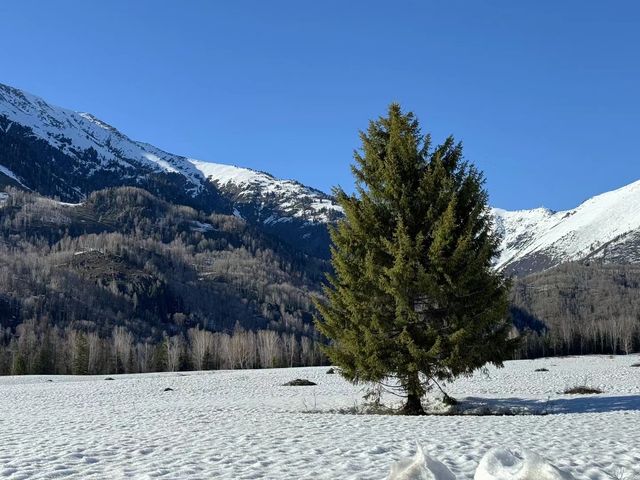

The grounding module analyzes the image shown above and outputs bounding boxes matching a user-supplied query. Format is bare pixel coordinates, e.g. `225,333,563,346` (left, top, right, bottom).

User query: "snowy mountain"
191,160,342,224
0,83,205,194
0,82,341,257
190,161,342,254
492,179,640,275
1,81,639,270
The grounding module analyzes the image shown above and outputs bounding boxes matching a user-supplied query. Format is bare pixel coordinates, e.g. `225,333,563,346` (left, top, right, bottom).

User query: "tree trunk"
400,373,425,415
400,392,425,415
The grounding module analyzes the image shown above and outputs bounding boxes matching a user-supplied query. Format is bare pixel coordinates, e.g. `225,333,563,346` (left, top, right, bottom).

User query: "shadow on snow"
459,394,640,415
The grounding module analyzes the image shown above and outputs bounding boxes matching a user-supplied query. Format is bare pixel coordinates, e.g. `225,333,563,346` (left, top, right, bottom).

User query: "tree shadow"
459,394,640,415
509,305,547,333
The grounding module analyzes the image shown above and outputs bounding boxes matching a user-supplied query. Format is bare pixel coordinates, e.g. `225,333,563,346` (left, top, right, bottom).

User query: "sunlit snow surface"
1,355,639,479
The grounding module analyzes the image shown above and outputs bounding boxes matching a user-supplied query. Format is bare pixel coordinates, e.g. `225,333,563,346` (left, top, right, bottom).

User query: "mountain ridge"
1,81,639,273
492,178,640,275
0,82,340,257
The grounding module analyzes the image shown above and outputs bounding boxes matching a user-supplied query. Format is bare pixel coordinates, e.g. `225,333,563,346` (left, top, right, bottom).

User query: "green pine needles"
315,104,517,415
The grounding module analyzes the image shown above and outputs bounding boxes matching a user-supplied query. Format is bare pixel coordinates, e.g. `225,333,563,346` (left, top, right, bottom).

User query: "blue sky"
1,1,638,210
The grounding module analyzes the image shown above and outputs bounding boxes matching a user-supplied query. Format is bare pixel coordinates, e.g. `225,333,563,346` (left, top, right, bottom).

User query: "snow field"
0,355,639,479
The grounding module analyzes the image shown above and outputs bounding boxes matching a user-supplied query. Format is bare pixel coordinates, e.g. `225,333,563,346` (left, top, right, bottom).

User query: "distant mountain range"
1,81,639,277
1,81,639,361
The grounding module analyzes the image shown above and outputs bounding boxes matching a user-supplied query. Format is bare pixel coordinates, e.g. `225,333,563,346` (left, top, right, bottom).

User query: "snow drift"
388,445,456,480
474,448,575,480
388,446,576,480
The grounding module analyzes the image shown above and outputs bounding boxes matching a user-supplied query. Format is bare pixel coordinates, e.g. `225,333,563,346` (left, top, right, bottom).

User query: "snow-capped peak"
191,159,343,223
0,82,206,193
493,179,640,274
0,82,342,227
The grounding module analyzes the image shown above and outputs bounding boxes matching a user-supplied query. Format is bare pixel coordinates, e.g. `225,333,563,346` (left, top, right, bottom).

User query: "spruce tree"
73,332,90,375
315,104,516,414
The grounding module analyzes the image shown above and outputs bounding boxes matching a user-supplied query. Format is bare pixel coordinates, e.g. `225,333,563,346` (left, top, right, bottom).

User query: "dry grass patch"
563,386,603,395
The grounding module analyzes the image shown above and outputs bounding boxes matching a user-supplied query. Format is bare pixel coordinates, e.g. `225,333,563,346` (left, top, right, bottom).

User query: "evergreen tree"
35,330,56,375
316,104,516,414
11,352,27,376
72,332,89,375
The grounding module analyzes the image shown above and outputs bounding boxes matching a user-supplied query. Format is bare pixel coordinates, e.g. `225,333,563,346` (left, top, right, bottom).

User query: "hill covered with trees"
0,187,326,374
511,261,640,358
1,81,640,375
2,185,640,375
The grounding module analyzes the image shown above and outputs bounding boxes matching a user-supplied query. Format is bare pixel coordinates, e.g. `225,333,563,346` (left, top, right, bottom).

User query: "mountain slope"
0,186,325,339
0,82,341,257
2,81,639,272
492,179,640,276
191,160,342,224
191,160,342,258
0,84,206,195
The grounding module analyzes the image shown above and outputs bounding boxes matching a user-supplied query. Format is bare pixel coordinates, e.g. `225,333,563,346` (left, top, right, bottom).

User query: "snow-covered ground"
1,355,639,479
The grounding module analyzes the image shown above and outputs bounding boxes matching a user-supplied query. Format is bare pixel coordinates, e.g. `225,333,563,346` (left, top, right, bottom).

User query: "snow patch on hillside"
190,220,215,233
191,159,343,223
0,163,27,188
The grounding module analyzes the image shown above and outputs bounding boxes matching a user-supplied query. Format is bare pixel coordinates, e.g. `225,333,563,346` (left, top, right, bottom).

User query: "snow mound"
388,444,456,480
474,448,575,480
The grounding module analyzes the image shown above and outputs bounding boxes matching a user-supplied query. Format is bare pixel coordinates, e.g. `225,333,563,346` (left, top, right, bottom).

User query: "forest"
0,186,639,375
0,187,327,374
511,262,640,358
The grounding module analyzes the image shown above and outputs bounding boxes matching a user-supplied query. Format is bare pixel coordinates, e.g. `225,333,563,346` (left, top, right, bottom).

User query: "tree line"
1,184,640,377
511,262,640,358
0,320,325,375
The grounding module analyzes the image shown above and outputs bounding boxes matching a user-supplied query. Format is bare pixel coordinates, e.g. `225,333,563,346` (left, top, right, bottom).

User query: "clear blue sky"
1,1,638,210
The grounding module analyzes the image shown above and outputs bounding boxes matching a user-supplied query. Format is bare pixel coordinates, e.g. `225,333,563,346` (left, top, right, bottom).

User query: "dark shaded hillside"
511,262,640,357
